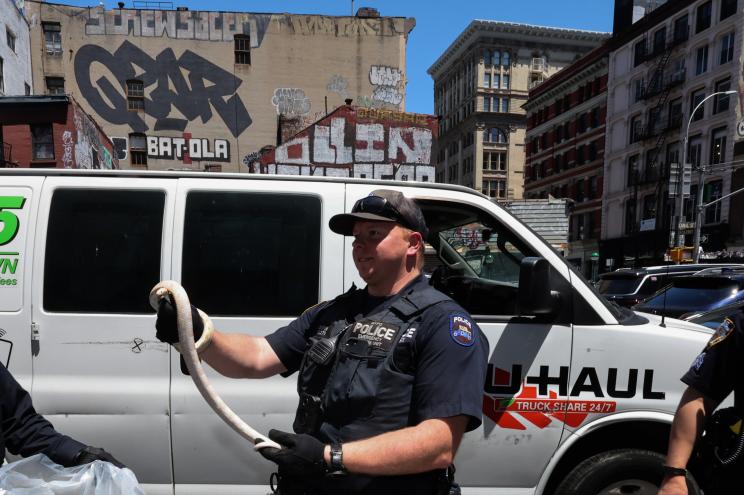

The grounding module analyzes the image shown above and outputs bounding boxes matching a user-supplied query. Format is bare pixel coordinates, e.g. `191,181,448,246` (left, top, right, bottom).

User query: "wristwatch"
328,441,347,477
662,465,688,477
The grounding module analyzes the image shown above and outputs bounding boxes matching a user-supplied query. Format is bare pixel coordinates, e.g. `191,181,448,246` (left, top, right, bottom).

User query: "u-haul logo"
482,364,664,430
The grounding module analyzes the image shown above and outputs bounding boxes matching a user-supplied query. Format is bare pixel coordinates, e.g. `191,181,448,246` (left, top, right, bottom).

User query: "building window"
234,35,251,65
484,127,508,144
720,0,737,20
483,179,506,198
483,151,507,171
719,32,735,64
503,74,510,89
704,179,723,223
42,22,62,55
624,200,637,234
714,78,732,113
634,39,646,66
501,98,509,113
589,176,598,199
129,133,147,167
484,73,491,88
689,135,703,168
633,78,645,102
493,73,500,89
627,154,639,186
502,52,510,67
45,77,65,95
690,89,705,121
31,124,54,160
674,14,689,42
653,27,666,55
483,96,491,112
126,80,144,111
642,195,656,220
590,107,599,128
695,45,708,75
6,29,15,53
710,126,727,165
696,1,712,33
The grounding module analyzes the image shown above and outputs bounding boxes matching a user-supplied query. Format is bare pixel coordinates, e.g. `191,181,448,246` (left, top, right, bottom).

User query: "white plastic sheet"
0,454,144,495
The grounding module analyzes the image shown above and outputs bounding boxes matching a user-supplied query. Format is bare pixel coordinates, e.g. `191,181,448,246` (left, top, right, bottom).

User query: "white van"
0,169,711,495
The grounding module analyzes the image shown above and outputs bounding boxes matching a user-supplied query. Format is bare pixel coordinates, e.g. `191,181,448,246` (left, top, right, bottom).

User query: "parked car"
633,268,744,318
597,264,744,307
684,299,744,328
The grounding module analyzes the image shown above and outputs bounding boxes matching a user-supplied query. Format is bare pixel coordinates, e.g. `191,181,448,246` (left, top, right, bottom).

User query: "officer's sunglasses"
352,195,411,229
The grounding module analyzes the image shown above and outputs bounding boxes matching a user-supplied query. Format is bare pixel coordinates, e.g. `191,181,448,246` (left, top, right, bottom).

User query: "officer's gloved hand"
155,297,204,345
259,429,327,477
74,446,126,469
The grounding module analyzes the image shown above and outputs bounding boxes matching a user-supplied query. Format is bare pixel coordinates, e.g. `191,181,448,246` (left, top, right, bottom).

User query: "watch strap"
329,441,346,474
662,465,687,477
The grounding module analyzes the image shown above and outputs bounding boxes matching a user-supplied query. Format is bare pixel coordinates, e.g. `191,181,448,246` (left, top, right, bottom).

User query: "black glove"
74,446,126,469
259,429,327,477
155,297,203,345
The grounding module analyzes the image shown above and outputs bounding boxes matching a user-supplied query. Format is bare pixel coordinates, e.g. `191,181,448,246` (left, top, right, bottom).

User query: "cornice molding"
429,20,610,77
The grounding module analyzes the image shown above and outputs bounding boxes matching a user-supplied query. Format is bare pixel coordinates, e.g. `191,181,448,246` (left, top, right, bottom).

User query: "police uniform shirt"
0,363,86,466
266,274,489,432
682,311,744,413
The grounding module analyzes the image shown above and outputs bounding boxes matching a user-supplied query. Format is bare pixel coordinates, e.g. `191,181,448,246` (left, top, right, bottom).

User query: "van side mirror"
518,257,559,316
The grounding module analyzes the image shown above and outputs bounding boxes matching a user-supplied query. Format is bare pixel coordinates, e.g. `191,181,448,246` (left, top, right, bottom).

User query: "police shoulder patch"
707,317,735,348
449,313,475,347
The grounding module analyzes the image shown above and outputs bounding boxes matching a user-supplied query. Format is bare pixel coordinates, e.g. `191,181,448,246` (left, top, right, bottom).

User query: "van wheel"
554,449,701,495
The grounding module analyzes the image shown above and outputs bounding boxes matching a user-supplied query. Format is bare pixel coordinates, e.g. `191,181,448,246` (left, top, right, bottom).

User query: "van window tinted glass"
44,189,165,313
182,192,321,316
598,277,640,295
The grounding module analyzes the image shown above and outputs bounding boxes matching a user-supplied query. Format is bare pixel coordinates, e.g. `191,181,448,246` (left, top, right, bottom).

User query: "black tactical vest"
293,281,452,494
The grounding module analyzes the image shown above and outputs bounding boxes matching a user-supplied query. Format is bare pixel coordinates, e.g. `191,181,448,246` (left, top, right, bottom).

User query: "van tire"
554,448,701,495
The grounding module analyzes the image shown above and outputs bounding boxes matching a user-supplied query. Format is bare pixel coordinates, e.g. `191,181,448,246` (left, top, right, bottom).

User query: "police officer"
156,189,489,494
657,310,744,495
0,363,124,469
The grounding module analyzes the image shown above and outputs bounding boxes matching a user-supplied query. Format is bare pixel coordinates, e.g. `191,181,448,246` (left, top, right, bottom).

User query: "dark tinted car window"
598,277,640,294
642,283,739,310
182,192,321,316
637,275,669,295
44,189,165,313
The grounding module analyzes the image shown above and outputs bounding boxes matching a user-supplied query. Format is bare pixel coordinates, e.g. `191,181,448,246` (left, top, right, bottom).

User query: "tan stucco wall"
25,1,413,171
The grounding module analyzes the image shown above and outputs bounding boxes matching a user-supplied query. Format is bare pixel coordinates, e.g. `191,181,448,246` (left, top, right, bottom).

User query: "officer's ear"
405,229,424,256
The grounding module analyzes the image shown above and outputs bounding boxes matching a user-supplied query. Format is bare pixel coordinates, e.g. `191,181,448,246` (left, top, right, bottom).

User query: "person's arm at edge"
200,331,286,379
658,386,717,494
322,415,468,476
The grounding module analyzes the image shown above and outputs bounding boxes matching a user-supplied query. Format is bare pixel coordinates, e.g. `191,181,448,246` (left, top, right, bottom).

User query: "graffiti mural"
61,131,74,169
74,41,252,137
272,88,311,117
327,75,350,100
258,105,436,182
111,137,128,161
147,135,230,162
73,106,115,169
369,65,403,106
84,9,272,47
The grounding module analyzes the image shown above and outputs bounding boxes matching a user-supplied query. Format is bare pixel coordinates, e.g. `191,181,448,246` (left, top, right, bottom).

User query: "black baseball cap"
329,189,429,239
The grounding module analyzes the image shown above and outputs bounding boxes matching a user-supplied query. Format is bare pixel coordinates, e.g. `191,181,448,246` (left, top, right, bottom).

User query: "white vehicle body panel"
0,170,714,494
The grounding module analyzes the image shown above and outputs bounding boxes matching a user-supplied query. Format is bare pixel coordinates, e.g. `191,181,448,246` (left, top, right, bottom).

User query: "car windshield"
641,281,739,310
598,276,640,295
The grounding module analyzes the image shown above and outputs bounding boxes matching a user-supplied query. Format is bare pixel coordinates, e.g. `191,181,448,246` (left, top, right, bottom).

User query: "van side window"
428,211,537,317
44,189,165,313
182,192,320,316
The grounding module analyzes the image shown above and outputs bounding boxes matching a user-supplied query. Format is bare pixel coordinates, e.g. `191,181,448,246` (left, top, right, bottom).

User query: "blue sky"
60,0,614,114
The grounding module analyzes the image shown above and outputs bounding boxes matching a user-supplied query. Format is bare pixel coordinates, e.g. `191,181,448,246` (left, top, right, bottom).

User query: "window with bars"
43,22,62,55
31,124,54,161
127,80,144,111
129,133,148,167
45,77,65,95
234,35,251,65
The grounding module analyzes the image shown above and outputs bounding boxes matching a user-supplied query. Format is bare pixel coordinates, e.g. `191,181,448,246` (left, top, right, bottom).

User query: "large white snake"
149,280,280,451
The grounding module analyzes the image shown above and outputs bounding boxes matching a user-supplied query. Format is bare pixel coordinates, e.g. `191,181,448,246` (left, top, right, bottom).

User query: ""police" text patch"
349,321,401,352
450,314,475,347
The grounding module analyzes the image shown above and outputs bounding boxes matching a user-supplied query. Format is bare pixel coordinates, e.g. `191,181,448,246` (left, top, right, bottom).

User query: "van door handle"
31,322,40,341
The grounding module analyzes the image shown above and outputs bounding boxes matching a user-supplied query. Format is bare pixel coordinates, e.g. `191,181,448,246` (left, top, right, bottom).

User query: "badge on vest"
450,314,475,347
349,321,401,352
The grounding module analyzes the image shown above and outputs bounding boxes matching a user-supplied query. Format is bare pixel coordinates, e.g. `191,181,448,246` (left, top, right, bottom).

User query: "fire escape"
628,24,688,261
